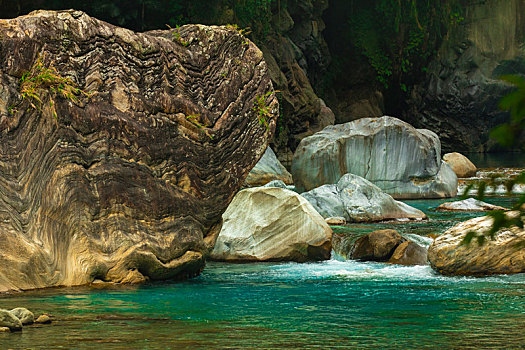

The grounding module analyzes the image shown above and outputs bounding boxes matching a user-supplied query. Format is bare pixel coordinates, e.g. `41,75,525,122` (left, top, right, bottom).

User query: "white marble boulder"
301,174,426,222
245,148,293,186
210,187,332,262
292,116,458,198
436,198,506,211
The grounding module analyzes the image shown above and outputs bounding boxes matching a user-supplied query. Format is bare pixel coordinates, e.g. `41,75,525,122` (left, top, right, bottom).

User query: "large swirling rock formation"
0,10,278,292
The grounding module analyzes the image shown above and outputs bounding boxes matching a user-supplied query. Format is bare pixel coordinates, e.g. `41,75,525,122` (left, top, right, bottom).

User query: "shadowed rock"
388,241,428,266
244,147,293,186
0,10,278,292
351,229,405,262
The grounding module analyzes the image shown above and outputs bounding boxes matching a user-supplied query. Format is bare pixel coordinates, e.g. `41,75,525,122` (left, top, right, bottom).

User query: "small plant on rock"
18,53,90,118
253,91,275,131
171,25,189,47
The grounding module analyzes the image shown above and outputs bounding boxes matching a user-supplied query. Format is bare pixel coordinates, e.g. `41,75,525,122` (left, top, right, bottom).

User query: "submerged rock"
443,152,477,178
0,11,277,292
428,214,525,276
10,308,34,325
325,217,346,225
0,309,22,331
351,230,405,262
245,147,293,187
301,174,426,222
35,314,52,324
388,241,428,266
292,116,458,198
210,187,332,262
437,198,506,211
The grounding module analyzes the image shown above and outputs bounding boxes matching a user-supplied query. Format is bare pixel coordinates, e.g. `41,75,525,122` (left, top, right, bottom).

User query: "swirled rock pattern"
0,10,278,292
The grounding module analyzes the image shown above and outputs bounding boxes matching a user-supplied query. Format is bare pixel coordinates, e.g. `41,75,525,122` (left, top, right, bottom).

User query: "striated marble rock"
428,214,525,276
292,116,458,198
443,152,477,178
437,198,506,211
301,174,426,222
245,147,293,186
0,10,278,292
210,187,332,262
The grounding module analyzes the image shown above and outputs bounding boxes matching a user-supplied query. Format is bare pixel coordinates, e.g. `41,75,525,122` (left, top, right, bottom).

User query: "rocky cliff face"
0,10,277,292
257,0,333,166
403,0,525,152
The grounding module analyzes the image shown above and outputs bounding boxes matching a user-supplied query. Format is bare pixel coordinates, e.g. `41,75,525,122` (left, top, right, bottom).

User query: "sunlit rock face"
428,214,525,276
0,10,278,292
292,116,458,198
210,187,332,262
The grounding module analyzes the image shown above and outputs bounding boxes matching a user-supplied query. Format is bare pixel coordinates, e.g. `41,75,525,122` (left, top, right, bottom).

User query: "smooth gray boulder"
245,148,293,187
0,309,22,331
437,198,506,211
301,174,426,222
210,187,332,262
292,116,458,198
10,308,34,325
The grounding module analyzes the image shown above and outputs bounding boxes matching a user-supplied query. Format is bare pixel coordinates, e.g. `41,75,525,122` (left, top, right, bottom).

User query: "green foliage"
253,91,274,131
186,113,213,140
17,54,90,119
347,0,463,89
171,25,189,47
491,75,525,148
461,74,525,246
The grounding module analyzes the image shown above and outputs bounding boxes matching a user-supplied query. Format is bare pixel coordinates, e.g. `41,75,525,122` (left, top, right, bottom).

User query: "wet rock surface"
0,10,277,292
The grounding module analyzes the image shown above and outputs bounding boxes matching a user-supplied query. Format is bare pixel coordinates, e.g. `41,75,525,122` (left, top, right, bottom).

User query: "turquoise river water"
1,157,524,349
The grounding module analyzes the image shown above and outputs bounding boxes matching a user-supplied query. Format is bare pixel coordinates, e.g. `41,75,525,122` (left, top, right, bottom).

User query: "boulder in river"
301,174,426,222
351,230,405,261
0,309,22,332
10,308,34,325
436,198,506,211
245,147,293,187
0,11,277,292
292,116,458,198
428,214,525,276
210,187,332,262
443,152,477,178
388,241,428,266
